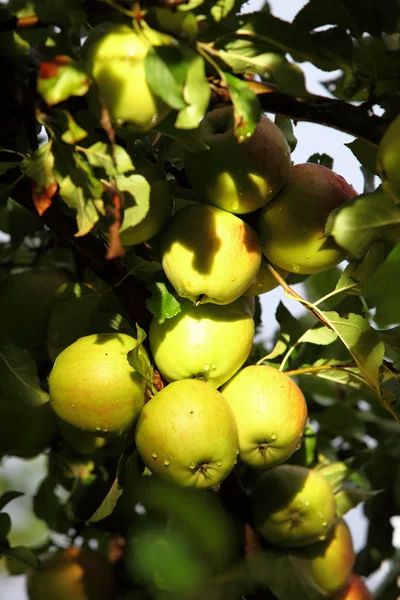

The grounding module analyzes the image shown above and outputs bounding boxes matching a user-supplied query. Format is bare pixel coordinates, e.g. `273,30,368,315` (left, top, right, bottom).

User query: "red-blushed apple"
84,24,176,130
332,574,373,600
303,518,355,595
49,333,147,437
26,547,116,600
252,465,337,547
258,163,357,274
184,106,291,214
161,203,262,304
149,298,254,388
220,365,307,468
134,379,239,490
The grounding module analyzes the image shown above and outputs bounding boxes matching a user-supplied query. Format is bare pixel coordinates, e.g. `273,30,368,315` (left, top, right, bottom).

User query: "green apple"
149,298,254,388
161,203,262,304
49,333,147,436
252,465,337,547
118,159,174,246
221,365,307,468
332,574,372,600
26,547,116,600
243,256,288,295
184,106,291,214
258,163,357,274
135,379,239,489
304,518,355,595
84,24,175,130
0,268,69,364
376,114,400,202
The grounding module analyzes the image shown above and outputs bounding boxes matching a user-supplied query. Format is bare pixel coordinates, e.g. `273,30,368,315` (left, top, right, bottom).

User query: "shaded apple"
26,547,116,600
221,365,307,468
243,256,288,296
161,203,262,304
149,298,254,388
84,24,175,130
332,574,373,600
252,465,337,547
303,518,355,595
135,379,239,489
376,114,400,202
258,163,357,274
49,333,147,436
184,106,291,214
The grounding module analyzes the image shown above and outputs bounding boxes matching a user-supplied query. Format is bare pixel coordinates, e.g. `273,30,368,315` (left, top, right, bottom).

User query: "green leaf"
317,404,366,442
330,188,400,258
275,116,297,152
0,161,21,176
307,153,333,169
4,546,41,573
288,423,317,468
50,110,88,145
175,49,211,130
224,72,261,141
82,142,134,176
299,325,338,346
155,111,209,152
362,243,400,326
37,57,89,106
114,174,151,232
315,461,354,493
319,311,385,397
33,476,71,533
345,139,378,175
335,487,379,517
20,141,55,189
89,477,123,523
59,174,101,236
146,281,182,324
125,253,163,284
145,47,187,111
127,324,153,387
0,491,24,512
0,343,49,409
210,0,237,22
0,513,11,538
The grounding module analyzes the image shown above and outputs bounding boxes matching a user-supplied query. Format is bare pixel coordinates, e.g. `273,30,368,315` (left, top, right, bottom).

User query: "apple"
26,547,116,600
243,256,288,296
257,163,358,274
118,159,174,246
0,268,69,364
220,365,307,468
84,24,176,130
332,574,373,600
149,298,254,388
376,114,400,202
161,203,262,304
303,518,355,595
49,333,148,436
184,106,291,214
252,465,337,547
134,379,239,489
57,418,106,455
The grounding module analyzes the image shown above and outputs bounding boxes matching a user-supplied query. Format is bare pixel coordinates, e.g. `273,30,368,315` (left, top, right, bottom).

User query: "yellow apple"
161,203,262,304
184,106,291,214
220,365,307,468
258,163,357,274
252,465,337,547
49,333,147,436
84,24,176,130
376,114,400,202
149,298,254,388
26,547,116,600
135,379,239,489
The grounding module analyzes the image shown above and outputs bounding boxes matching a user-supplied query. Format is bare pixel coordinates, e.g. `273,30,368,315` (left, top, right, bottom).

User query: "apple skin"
118,159,174,246
220,366,307,468
376,114,400,202
149,298,254,388
258,163,358,274
49,333,147,437
0,268,68,364
161,203,262,304
243,256,288,296
303,518,355,595
332,574,373,600
252,465,337,547
84,24,175,130
135,379,239,489
26,547,116,600
184,106,291,214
